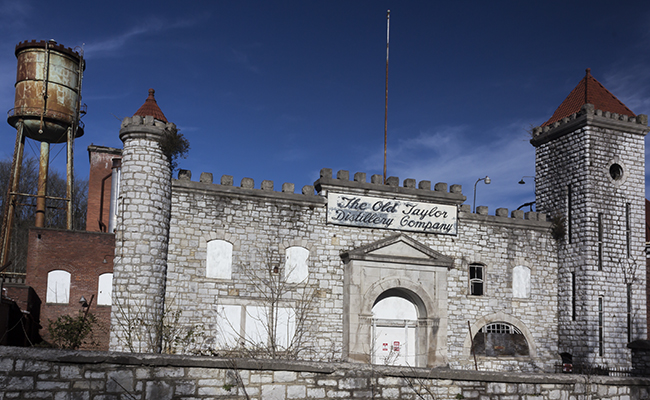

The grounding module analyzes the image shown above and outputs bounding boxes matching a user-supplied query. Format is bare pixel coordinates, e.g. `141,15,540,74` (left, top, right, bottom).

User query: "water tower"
0,40,85,268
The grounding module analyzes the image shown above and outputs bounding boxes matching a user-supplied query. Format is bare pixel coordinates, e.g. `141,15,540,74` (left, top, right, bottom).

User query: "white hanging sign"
327,193,457,235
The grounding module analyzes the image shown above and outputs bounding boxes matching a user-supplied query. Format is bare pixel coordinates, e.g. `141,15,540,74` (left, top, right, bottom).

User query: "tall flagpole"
383,10,390,184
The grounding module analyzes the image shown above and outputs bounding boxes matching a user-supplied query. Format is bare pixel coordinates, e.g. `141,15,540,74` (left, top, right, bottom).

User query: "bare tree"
0,156,87,275
111,293,205,354
215,248,320,360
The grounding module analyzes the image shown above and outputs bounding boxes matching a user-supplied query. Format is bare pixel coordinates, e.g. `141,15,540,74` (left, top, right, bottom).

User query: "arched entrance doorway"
372,294,418,366
341,234,453,367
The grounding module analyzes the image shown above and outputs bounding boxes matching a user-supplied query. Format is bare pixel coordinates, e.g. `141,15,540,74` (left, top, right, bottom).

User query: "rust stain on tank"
8,40,85,143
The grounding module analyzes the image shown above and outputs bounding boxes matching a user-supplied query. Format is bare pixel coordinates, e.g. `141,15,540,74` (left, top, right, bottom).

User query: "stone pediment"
340,234,453,268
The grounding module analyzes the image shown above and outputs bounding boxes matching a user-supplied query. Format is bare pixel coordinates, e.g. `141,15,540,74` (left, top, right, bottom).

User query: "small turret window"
609,163,623,181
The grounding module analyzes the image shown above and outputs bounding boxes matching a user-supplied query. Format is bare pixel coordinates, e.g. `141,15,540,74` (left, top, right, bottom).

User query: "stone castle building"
28,70,648,372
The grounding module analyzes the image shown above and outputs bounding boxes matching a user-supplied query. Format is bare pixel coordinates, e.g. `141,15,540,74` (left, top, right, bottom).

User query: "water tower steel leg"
35,141,50,228
66,126,75,230
1,122,25,267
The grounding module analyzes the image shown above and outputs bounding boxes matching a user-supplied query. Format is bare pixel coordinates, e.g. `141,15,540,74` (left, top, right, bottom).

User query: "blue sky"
1,1,650,213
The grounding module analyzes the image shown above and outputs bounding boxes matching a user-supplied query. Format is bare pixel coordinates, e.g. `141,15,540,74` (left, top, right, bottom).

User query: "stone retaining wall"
1,346,649,399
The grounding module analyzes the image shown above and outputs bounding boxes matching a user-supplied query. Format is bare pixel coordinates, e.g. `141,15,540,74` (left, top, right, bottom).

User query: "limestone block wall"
446,209,558,372
533,107,648,366
164,170,558,371
2,347,650,400
109,116,174,353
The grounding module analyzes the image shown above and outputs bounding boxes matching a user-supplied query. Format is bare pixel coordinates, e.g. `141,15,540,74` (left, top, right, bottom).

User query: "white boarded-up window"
216,304,242,348
285,246,309,283
245,306,296,349
97,273,113,305
206,240,233,279
47,270,71,304
216,305,296,350
513,266,531,298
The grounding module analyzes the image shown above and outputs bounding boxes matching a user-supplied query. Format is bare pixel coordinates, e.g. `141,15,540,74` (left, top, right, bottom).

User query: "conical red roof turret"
133,88,168,123
542,69,634,126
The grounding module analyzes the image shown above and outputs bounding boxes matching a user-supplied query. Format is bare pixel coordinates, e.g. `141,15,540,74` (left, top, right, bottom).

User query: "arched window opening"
97,273,113,306
371,295,418,366
512,265,531,298
284,246,309,283
206,240,233,279
46,270,71,304
472,322,529,357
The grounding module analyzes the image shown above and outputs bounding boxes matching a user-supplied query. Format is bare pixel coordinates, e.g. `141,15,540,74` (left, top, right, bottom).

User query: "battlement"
315,168,467,206
172,168,548,226
120,115,175,129
119,116,177,143
531,103,649,146
176,169,316,195
459,204,550,229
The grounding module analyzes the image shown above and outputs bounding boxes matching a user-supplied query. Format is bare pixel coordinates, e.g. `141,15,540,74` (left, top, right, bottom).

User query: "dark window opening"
598,297,604,357
567,185,573,243
627,284,632,343
597,213,603,271
625,203,631,258
571,272,576,321
469,264,484,296
609,163,623,181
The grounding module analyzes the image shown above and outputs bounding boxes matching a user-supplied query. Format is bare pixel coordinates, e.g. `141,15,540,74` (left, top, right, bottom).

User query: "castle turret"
109,89,174,353
532,69,648,367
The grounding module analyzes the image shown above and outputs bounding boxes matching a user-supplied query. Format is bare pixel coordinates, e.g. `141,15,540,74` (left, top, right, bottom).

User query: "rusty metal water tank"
7,39,85,143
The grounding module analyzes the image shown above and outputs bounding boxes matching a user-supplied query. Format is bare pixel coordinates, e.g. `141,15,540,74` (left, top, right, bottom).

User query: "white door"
371,296,418,366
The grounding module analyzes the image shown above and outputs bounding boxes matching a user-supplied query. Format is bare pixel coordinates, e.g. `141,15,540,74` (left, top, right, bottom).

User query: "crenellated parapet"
530,103,649,147
315,168,466,206
458,204,549,229
174,168,319,202
172,167,549,227
119,115,177,142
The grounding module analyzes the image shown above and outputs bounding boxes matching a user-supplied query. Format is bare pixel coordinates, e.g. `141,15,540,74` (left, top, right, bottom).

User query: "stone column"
109,115,174,353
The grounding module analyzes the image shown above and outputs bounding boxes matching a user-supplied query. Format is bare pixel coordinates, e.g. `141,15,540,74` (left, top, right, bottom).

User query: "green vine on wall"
160,127,190,172
550,214,566,241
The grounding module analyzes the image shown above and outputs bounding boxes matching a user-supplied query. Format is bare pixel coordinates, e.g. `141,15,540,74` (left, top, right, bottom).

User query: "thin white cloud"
601,64,650,201
83,14,207,59
603,65,650,113
83,23,162,58
0,0,32,31
230,49,261,74
364,121,537,212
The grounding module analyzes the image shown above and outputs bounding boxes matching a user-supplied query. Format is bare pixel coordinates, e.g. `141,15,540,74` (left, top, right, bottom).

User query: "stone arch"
278,238,314,254
463,311,537,357
362,277,435,319
361,277,440,367
201,230,240,252
342,234,450,367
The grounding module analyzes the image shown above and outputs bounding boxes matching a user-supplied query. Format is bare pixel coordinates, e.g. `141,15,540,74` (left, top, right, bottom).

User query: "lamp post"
473,176,491,213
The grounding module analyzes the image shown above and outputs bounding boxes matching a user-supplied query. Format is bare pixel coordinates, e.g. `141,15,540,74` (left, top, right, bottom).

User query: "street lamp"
518,176,535,185
473,176,491,213
518,176,536,211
